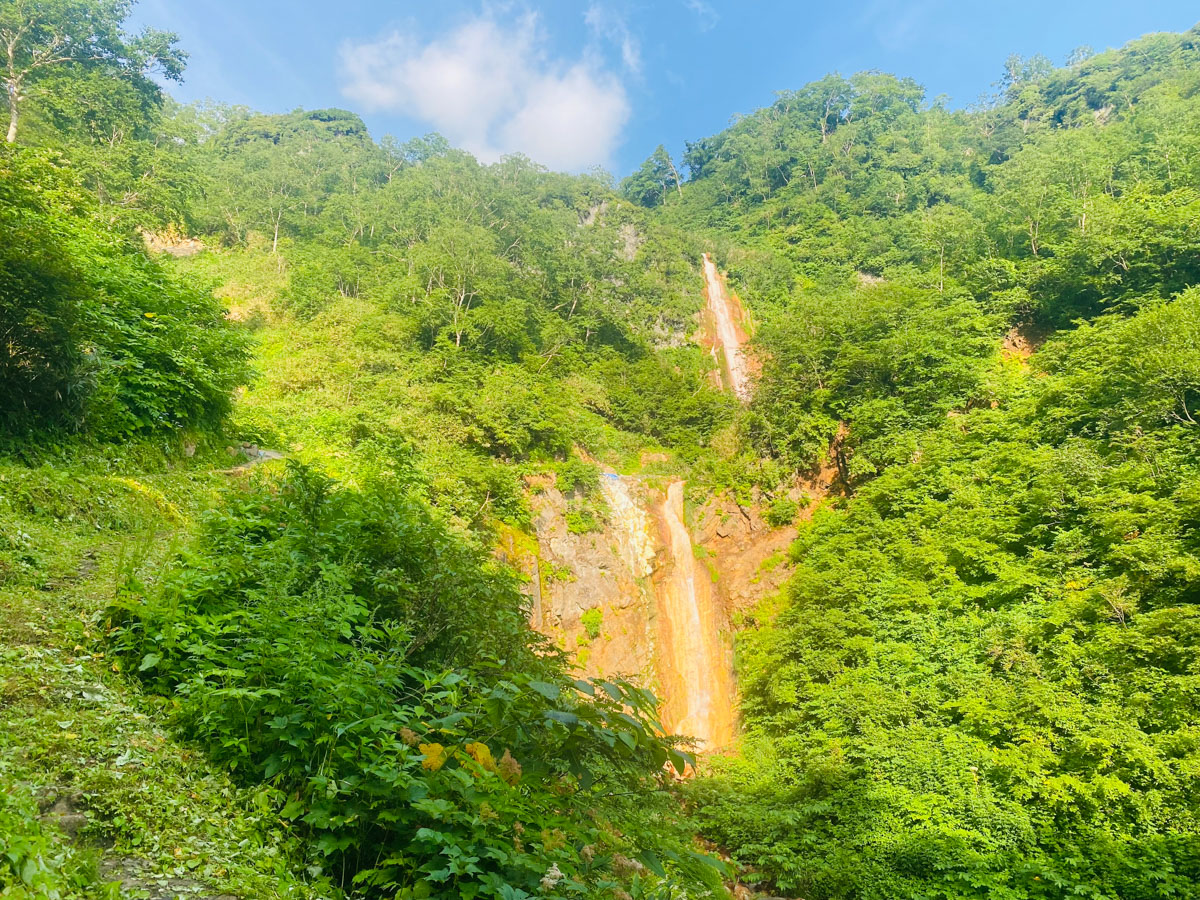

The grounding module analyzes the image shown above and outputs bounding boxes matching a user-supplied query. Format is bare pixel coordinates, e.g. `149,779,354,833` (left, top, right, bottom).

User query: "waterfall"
590,474,736,750
653,481,736,751
525,254,755,750
702,253,752,402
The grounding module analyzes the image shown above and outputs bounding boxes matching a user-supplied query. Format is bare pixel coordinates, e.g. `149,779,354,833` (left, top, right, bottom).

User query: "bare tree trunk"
667,156,683,199
5,83,17,144
4,33,20,143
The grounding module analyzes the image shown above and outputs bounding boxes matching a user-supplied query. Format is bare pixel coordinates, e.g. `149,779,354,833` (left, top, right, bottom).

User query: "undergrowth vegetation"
108,465,720,899
4,2,1200,898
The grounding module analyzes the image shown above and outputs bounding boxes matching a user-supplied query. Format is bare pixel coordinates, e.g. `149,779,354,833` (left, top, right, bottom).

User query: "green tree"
621,144,683,207
0,0,184,144
0,146,247,435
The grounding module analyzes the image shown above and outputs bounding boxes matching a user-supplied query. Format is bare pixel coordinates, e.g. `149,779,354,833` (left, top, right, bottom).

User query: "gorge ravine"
526,255,760,751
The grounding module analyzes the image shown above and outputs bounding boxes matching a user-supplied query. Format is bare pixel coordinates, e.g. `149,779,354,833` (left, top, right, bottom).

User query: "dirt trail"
654,480,736,751
702,253,752,402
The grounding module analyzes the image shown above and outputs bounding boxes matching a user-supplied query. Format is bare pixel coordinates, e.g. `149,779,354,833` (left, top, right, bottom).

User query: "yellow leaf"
419,742,448,772
465,741,496,772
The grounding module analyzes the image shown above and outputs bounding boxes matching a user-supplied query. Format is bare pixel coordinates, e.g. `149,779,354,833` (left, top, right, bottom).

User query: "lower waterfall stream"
654,480,736,751
595,473,736,750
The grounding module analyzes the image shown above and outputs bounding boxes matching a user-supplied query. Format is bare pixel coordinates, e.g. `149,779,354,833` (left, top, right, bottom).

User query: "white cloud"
683,0,719,32
338,12,630,172
500,64,630,170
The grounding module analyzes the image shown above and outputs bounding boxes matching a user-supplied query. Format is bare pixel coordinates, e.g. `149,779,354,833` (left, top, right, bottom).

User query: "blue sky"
131,1,1199,175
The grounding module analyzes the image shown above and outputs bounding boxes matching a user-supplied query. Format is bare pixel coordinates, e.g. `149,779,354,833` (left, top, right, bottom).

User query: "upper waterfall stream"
702,253,752,402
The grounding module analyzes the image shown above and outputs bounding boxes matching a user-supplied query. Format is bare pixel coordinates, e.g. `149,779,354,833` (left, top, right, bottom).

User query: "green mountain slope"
3,4,1200,899
643,24,1200,900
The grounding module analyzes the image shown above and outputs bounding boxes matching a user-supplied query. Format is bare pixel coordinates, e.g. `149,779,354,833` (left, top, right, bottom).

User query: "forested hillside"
655,28,1200,900
2,2,1199,899
1,4,727,898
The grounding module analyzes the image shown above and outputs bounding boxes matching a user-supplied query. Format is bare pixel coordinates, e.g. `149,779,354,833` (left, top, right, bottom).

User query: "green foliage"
552,455,601,496
0,147,249,437
0,780,98,899
596,351,734,456
0,441,337,900
108,465,720,900
0,152,88,429
762,497,798,528
13,3,1200,897
695,292,1200,896
151,111,729,529
581,608,604,640
0,0,184,146
750,282,1000,474
564,505,604,535
678,30,1200,898
621,145,683,208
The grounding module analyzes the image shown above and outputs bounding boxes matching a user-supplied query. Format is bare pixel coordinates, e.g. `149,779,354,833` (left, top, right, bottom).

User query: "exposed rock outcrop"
141,228,204,258
514,470,807,752
525,477,656,681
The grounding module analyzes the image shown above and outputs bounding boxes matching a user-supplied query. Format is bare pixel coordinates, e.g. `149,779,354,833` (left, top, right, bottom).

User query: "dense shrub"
109,465,721,899
0,147,248,437
594,351,733,454
672,28,1200,898
693,277,1200,900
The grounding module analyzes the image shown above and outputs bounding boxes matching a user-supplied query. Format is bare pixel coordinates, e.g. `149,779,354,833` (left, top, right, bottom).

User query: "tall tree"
0,0,183,144
620,145,683,207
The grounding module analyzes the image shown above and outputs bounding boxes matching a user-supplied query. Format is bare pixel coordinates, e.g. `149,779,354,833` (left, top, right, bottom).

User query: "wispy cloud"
856,0,959,53
338,12,630,172
683,0,719,32
585,3,642,74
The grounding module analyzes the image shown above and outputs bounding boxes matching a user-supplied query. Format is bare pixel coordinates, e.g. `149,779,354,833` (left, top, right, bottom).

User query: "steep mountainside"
639,25,1200,900
3,5,1200,900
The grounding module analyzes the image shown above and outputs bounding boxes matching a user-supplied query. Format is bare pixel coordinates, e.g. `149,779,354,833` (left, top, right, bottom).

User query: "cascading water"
589,474,736,750
653,481,736,751
702,253,752,402
528,257,755,753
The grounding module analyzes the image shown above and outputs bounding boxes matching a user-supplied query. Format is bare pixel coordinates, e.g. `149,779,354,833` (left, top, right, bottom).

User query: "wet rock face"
520,473,811,750
529,481,655,681
693,494,796,615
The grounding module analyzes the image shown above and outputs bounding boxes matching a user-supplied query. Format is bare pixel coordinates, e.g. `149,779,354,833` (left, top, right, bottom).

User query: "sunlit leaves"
108,465,715,900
